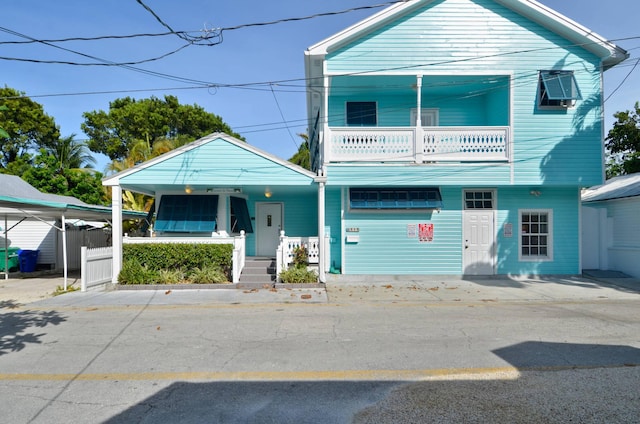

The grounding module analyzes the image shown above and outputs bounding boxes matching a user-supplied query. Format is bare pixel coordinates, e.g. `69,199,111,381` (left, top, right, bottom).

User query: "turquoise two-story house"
105,0,626,284
305,0,627,277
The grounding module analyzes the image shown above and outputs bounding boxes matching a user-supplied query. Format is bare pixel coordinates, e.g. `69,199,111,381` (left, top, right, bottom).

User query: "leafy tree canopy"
288,133,311,170
19,150,108,205
606,102,640,177
82,95,244,161
0,86,60,168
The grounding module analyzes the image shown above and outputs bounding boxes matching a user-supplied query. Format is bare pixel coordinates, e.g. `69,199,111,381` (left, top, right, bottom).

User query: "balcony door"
411,108,439,126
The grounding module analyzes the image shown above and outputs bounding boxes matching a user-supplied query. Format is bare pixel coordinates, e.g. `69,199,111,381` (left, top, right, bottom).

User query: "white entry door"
256,203,283,257
463,210,495,275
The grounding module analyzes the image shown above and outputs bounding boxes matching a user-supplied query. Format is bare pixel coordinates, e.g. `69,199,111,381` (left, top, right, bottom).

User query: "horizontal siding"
497,187,580,274
326,164,512,186
325,187,343,271
342,187,462,274
607,198,640,248
325,0,604,187
3,219,56,266
122,138,315,187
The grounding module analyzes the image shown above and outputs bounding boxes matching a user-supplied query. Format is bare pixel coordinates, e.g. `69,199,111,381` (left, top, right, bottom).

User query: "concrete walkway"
1,271,639,307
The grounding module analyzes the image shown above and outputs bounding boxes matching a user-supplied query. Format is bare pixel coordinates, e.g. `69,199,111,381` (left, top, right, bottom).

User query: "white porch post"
415,74,424,164
111,186,123,285
61,213,68,290
316,177,327,283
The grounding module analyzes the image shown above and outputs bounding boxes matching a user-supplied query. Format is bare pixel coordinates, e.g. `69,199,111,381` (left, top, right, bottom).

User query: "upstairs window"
538,70,582,108
346,101,377,126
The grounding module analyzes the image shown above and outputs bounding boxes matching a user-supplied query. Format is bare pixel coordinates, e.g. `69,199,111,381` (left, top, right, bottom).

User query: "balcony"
325,126,510,163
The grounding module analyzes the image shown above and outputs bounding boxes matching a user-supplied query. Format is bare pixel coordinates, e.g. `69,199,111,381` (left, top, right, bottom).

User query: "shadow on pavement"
103,341,640,423
0,300,66,356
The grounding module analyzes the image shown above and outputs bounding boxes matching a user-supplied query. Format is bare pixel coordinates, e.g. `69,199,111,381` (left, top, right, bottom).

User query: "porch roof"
103,133,318,196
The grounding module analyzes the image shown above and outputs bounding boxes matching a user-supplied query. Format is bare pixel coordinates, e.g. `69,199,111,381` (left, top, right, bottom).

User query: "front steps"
238,257,277,288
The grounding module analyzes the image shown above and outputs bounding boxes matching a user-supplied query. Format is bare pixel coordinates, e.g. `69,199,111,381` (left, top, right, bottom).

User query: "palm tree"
288,133,311,170
48,134,97,173
108,136,177,212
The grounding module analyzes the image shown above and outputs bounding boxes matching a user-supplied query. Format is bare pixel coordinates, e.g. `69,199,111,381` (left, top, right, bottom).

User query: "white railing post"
276,230,286,279
324,233,331,274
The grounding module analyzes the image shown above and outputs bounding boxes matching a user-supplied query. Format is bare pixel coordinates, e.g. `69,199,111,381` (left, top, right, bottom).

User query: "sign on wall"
419,223,434,242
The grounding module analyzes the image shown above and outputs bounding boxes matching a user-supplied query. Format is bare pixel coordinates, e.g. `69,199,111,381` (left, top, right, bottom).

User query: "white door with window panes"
463,190,496,275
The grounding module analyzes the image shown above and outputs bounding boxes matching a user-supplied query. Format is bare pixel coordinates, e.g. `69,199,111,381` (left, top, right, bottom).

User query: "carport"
0,174,144,289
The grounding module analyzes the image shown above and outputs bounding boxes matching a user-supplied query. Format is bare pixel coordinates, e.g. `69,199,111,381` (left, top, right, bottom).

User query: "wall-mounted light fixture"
264,187,272,198
185,186,193,194
529,190,541,197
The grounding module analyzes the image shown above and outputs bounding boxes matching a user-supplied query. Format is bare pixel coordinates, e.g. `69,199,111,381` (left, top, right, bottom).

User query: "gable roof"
305,0,627,68
582,173,640,203
103,133,317,195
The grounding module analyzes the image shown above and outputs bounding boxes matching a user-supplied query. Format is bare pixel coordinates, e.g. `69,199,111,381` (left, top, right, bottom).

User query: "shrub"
158,268,186,284
279,267,318,284
292,245,309,268
187,265,229,284
118,258,161,285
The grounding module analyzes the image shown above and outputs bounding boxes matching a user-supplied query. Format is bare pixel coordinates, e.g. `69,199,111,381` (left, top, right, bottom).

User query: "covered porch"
310,74,512,167
103,133,326,284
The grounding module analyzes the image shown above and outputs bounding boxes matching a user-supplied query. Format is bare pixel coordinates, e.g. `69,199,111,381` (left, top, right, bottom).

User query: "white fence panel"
81,246,113,291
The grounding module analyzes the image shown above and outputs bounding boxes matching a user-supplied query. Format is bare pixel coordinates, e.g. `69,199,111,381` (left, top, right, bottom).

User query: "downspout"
3,215,7,280
111,186,123,285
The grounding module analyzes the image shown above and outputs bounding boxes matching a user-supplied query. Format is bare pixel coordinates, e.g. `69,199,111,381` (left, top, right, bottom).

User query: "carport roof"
0,174,144,220
582,173,640,203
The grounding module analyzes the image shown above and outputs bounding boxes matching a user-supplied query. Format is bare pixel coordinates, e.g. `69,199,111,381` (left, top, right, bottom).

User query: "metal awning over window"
154,195,218,233
540,70,582,101
350,187,443,210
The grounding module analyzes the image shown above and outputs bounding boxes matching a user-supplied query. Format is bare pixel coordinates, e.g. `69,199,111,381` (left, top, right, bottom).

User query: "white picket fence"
80,232,248,290
81,246,113,291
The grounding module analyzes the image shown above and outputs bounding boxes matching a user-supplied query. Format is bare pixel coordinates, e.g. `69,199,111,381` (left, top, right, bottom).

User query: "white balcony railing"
326,126,510,163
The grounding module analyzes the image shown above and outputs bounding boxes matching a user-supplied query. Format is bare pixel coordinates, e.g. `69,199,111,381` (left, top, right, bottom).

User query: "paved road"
1,275,639,423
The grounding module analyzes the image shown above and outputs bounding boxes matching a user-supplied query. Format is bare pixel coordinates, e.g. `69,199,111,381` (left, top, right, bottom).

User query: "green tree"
0,105,9,139
0,86,60,168
48,134,97,172
20,151,108,205
605,102,640,177
288,133,311,170
82,95,243,161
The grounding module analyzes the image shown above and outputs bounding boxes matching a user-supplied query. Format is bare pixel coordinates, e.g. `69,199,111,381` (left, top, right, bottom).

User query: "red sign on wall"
419,223,434,242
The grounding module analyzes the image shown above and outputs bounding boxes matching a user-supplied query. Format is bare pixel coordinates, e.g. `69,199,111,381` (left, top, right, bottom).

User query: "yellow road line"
0,367,519,382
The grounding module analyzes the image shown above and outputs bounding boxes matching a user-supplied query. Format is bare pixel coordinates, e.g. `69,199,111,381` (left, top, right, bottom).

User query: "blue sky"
3,0,639,172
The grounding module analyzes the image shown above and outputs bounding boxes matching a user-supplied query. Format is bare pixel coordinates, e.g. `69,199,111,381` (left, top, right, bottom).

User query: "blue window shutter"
230,197,253,233
349,188,443,210
154,195,218,233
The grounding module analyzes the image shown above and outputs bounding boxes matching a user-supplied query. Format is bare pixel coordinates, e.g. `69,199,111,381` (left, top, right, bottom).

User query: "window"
519,210,552,261
154,195,218,233
346,101,377,126
464,190,495,210
230,196,253,233
538,70,582,108
350,187,443,210
410,108,439,126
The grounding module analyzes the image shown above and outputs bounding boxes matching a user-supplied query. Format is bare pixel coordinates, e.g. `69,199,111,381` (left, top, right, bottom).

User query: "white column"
415,74,424,164
61,214,68,290
111,186,123,285
317,177,327,283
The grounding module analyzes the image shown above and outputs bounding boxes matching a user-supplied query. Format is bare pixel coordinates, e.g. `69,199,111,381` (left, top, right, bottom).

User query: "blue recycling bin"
18,249,39,273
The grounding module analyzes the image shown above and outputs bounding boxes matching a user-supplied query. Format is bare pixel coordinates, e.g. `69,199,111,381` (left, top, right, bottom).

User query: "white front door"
463,210,495,275
256,203,283,257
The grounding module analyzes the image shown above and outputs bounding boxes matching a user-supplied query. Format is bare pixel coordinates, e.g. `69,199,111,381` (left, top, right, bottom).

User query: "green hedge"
119,243,233,284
